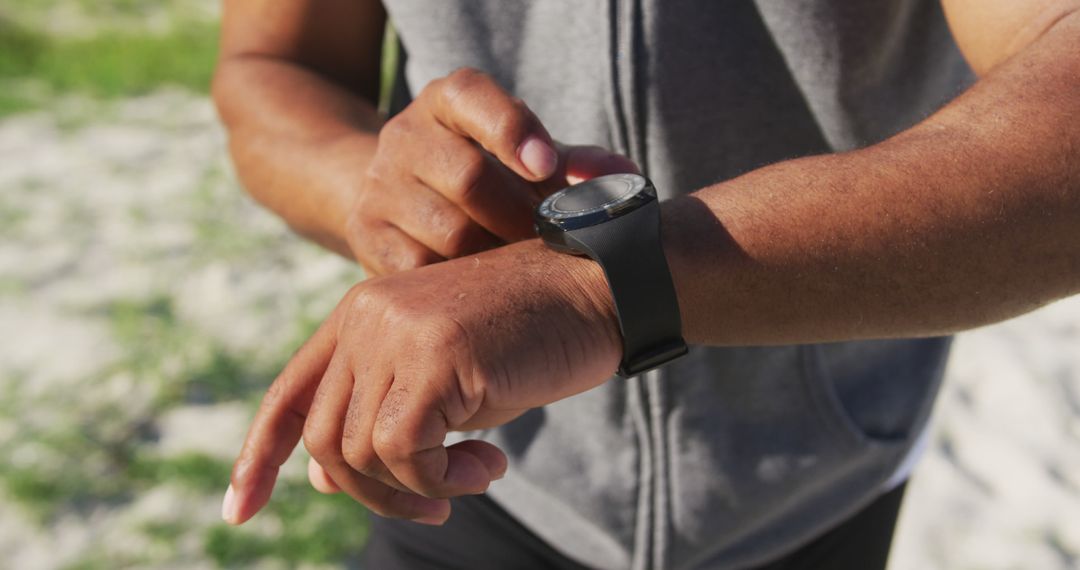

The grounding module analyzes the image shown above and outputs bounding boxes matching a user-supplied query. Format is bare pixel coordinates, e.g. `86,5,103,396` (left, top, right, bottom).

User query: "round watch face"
539,173,649,221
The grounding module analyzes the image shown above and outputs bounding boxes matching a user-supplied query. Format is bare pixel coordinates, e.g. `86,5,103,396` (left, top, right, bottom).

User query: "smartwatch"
534,173,688,377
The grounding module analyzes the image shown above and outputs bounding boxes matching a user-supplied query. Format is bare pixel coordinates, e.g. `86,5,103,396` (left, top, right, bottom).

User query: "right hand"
345,67,639,275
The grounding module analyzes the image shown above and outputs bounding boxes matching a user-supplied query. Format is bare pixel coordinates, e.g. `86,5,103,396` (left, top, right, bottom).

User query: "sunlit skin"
214,0,1080,526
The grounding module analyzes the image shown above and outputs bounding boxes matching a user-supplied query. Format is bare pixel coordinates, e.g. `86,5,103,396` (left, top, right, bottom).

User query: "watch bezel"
534,173,658,236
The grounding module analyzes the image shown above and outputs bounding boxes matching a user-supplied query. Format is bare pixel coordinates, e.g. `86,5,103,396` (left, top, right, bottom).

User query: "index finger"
424,68,558,182
221,296,347,525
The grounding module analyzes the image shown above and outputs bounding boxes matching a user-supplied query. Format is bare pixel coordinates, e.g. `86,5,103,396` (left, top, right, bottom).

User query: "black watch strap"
566,200,688,377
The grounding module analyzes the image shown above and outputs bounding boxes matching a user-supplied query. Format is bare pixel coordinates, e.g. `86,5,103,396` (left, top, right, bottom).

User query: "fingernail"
221,484,238,524
518,136,558,179
415,513,449,526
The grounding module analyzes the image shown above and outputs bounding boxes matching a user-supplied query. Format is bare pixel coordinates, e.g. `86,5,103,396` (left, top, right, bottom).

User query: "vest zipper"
608,0,666,567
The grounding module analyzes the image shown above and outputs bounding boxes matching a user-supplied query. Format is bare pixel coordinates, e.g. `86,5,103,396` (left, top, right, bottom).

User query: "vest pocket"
663,344,917,568
799,338,950,449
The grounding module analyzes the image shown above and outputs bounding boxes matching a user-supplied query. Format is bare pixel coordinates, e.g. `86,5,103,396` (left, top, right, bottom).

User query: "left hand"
221,240,621,525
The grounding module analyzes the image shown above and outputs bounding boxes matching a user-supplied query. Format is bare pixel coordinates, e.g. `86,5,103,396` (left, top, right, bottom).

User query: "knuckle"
230,446,259,484
391,247,431,272
343,280,369,303
430,315,469,349
347,283,385,317
378,292,417,329
361,163,395,198
377,114,413,147
508,96,527,109
433,67,491,115
259,379,285,412
341,280,379,314
365,156,393,182
449,66,484,82
368,243,399,275
363,283,420,329
372,386,417,453
444,152,486,205
418,75,446,101
355,235,435,275
413,315,469,358
350,185,377,217
371,425,442,497
442,67,487,97
302,428,336,462
344,208,366,235
341,442,379,476
441,223,474,257
487,104,529,145
380,112,408,136
370,424,400,463
372,245,403,275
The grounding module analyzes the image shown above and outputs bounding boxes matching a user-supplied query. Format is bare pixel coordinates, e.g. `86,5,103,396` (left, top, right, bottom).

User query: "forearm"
663,11,1080,346
213,56,383,256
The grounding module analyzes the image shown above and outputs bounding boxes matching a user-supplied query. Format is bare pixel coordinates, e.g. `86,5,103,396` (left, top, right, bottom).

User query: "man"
212,1,1080,568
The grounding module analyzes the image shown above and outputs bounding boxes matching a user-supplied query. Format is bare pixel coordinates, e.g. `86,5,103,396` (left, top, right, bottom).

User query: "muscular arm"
665,2,1080,346
214,1,633,275
213,0,387,257
222,2,1080,523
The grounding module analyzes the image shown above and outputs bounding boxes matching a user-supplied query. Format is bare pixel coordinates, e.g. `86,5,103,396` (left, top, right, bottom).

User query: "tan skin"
215,0,1080,526
214,2,637,273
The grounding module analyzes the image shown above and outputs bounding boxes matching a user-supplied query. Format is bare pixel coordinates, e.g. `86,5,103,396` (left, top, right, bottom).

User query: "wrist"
516,240,622,364
532,174,689,374
657,193,738,346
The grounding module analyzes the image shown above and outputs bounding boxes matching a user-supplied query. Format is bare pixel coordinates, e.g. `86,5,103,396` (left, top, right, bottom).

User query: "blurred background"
1,1,1077,568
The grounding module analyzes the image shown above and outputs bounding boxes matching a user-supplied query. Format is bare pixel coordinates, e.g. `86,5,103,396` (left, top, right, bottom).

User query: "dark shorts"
360,482,908,570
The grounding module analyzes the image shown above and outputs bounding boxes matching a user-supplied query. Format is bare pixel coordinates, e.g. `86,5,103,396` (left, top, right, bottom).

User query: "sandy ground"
1,91,1077,569
890,295,1080,570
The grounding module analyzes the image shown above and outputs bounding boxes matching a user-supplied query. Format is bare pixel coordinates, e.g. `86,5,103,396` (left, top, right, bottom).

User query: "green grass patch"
0,91,40,116
96,293,283,409
60,557,120,570
1,466,70,516
0,17,218,116
0,460,130,523
128,452,232,493
102,293,178,354
204,479,370,567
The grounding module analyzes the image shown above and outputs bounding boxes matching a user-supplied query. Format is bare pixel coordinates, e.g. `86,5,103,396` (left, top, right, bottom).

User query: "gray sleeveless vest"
382,1,973,568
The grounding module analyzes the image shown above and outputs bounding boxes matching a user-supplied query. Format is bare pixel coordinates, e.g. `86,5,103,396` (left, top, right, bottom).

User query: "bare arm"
213,0,387,257
663,2,1080,346
214,2,638,274
222,1,1080,525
